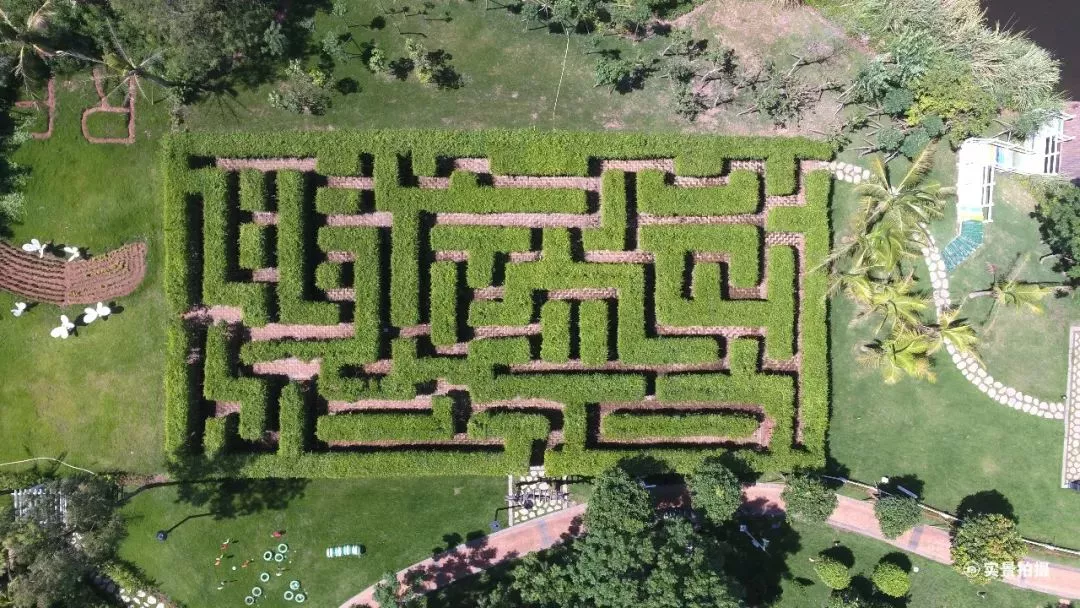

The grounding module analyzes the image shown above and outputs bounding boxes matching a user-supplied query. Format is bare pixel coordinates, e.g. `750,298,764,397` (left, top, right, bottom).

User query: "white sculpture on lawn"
50,315,75,339
21,239,47,258
10,302,26,317
82,302,111,324
62,246,81,262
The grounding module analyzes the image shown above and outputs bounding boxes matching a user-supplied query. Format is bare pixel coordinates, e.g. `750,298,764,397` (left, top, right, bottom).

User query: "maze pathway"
163,131,832,478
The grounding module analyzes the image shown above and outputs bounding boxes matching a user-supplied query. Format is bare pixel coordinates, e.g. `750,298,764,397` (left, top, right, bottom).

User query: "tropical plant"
871,561,910,597
814,554,852,590
858,327,937,384
855,147,952,234
852,276,930,334
873,495,922,539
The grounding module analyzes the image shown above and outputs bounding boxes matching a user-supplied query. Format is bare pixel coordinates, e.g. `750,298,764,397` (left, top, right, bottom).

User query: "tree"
873,495,922,539
267,60,331,115
107,0,278,87
854,147,953,245
688,457,742,525
813,554,851,590
510,466,747,608
0,476,124,608
584,466,653,537
1035,182,1080,281
858,328,937,384
371,571,426,608
781,475,837,523
950,513,1027,584
871,561,910,597
594,55,649,93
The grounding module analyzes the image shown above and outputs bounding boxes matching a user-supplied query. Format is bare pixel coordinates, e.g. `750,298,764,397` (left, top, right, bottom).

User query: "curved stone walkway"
1062,327,1080,487
339,483,1080,607
921,233,1064,420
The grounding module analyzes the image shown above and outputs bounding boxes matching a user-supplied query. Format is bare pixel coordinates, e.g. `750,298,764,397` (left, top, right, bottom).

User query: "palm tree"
924,307,979,358
854,146,954,237
853,276,930,334
858,328,938,385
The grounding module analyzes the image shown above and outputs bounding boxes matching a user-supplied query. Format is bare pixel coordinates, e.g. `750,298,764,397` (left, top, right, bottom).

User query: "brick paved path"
340,484,1080,607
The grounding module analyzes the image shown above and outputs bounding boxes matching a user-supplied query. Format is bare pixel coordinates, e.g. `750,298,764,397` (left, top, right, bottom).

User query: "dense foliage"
950,513,1027,584
873,494,922,539
780,474,837,523
449,467,747,608
0,476,125,608
687,458,743,525
1034,181,1080,282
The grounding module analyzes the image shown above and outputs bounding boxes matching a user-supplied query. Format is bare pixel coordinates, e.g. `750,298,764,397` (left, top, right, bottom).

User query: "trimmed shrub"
874,495,922,539
238,223,270,270
951,513,1027,584
814,555,852,590
781,475,838,523
871,561,910,597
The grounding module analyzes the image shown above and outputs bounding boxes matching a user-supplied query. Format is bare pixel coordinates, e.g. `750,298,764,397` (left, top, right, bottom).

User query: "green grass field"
118,477,506,608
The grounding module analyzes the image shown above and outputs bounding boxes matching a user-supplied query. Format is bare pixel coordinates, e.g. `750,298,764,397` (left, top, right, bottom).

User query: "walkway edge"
339,484,1080,607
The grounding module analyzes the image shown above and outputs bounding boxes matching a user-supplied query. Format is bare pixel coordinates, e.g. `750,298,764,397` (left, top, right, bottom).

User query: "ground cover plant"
163,129,832,478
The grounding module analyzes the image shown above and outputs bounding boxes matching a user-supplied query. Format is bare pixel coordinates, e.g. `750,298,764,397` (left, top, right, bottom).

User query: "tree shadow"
720,514,802,605
163,458,309,519
882,474,924,499
956,490,1016,521
880,551,913,572
335,77,360,95
406,536,514,590
821,544,855,568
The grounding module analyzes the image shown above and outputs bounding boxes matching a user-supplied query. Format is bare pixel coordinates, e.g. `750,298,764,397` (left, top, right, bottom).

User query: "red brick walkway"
340,484,1080,607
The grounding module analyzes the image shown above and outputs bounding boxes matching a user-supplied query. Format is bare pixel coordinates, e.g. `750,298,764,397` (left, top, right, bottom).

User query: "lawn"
118,476,506,608
827,147,1080,548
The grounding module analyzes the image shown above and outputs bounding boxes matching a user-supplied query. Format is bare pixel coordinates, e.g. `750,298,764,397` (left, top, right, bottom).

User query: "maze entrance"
164,131,832,477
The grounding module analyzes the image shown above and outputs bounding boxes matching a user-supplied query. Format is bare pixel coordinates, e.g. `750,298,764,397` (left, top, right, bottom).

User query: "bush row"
315,396,454,442
637,169,760,216
238,223,270,270
540,300,571,363
429,225,530,288
275,170,339,325
429,260,459,346
602,411,759,439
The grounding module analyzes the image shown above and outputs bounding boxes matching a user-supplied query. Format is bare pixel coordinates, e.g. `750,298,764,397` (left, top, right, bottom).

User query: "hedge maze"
163,131,833,478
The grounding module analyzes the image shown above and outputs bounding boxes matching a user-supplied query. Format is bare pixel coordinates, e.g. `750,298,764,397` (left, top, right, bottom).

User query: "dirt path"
339,483,1080,607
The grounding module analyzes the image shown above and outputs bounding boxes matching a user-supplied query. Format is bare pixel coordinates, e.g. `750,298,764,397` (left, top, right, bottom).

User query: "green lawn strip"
118,477,506,608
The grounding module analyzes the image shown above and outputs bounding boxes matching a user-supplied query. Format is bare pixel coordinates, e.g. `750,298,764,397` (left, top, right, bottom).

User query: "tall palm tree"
853,276,930,334
924,307,979,357
858,328,938,385
855,147,955,233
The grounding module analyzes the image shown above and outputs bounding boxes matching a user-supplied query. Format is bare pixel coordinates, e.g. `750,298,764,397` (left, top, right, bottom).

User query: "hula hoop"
259,572,271,583
278,543,289,553
289,580,301,591
263,551,273,561
252,587,262,597
274,553,285,562
296,593,307,603
244,597,254,606
284,591,295,601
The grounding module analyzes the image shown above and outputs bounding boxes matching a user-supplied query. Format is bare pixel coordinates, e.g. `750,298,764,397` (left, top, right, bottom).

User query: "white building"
955,111,1074,225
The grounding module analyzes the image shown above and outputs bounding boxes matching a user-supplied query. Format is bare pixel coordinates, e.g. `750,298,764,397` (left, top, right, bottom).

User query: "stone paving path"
921,232,1064,419
1062,326,1080,488
339,483,1080,607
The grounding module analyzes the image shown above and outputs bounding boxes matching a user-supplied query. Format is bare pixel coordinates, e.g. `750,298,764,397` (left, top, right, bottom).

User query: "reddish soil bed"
0,241,147,305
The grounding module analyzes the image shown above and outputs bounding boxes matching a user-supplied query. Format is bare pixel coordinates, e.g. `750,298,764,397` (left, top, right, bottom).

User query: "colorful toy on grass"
325,544,364,558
